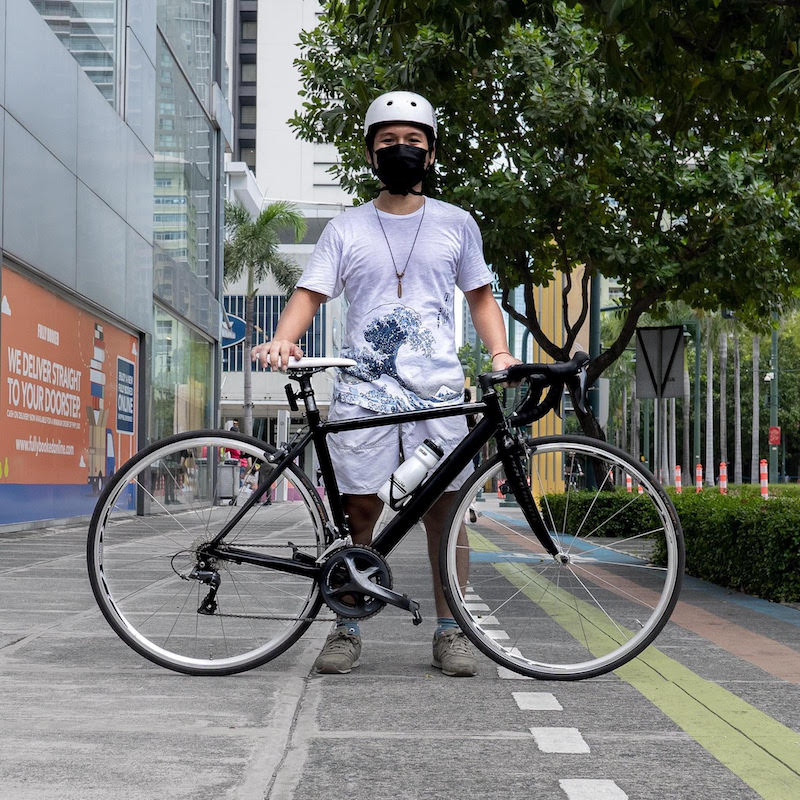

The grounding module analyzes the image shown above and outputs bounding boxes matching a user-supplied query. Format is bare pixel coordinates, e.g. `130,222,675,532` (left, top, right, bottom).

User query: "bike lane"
475,504,800,799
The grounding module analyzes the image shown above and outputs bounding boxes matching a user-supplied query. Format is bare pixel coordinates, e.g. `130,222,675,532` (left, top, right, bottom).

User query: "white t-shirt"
297,198,493,413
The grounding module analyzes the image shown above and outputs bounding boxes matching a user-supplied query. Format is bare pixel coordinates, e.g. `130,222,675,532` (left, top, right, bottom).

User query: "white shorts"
326,399,473,496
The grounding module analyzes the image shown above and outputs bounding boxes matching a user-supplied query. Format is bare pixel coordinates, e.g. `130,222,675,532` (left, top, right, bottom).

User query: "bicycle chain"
212,612,336,621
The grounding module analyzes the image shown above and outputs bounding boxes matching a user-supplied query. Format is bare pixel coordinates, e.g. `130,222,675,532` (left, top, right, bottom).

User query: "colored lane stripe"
560,779,628,800
486,552,800,799
487,509,800,627
682,574,800,629
530,727,590,753
475,516,800,684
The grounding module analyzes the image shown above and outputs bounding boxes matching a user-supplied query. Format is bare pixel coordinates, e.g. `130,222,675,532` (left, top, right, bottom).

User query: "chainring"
319,544,392,620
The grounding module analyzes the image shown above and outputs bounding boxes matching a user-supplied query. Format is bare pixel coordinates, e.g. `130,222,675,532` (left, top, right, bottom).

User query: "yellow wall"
525,273,576,497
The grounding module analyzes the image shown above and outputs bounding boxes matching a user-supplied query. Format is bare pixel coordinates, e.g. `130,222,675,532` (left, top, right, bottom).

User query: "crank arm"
336,555,423,625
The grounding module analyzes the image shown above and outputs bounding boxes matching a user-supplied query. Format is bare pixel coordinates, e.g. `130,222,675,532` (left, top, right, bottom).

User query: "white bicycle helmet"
364,91,437,149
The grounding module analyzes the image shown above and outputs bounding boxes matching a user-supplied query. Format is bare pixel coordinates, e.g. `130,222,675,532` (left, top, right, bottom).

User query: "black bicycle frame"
206,371,560,577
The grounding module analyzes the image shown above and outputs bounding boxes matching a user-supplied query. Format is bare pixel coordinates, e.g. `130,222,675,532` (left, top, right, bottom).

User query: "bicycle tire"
440,435,684,680
87,430,327,675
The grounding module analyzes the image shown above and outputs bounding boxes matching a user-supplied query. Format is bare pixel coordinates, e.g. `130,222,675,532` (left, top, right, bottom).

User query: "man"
252,91,518,676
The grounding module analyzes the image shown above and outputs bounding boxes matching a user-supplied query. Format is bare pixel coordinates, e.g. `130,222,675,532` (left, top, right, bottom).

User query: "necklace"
374,200,426,298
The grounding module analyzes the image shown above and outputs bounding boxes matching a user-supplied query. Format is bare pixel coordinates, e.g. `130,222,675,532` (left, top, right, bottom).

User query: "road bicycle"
87,353,684,680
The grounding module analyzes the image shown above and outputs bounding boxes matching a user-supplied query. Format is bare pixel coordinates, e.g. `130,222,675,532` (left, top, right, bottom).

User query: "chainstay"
213,612,335,621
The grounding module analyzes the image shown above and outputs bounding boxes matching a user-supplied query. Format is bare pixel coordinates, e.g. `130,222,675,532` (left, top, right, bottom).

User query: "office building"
0,0,233,526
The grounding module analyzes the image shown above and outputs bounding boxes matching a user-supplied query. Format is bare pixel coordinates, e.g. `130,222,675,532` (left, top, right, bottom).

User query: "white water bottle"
378,439,444,510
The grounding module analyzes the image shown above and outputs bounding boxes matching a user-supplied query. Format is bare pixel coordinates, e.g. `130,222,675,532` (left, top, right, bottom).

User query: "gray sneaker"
313,630,361,674
432,629,477,677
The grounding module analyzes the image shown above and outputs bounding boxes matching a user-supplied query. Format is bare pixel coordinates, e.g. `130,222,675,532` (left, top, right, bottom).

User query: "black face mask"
373,144,430,195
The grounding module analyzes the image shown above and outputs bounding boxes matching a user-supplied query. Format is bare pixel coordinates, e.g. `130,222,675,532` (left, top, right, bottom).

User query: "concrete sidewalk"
1,506,798,800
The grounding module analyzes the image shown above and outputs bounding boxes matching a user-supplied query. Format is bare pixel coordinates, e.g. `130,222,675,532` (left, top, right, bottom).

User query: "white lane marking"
465,603,490,612
485,629,509,640
497,666,533,680
559,779,627,799
513,691,563,711
474,615,499,625
529,727,590,753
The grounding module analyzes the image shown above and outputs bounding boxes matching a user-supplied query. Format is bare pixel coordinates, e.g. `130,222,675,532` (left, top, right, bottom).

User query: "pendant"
397,278,402,298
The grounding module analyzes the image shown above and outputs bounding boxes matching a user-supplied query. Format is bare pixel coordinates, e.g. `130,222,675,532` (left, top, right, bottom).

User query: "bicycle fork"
497,433,561,560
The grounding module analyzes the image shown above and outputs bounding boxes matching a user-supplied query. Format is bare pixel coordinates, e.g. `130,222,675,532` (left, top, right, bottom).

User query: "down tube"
371,415,497,556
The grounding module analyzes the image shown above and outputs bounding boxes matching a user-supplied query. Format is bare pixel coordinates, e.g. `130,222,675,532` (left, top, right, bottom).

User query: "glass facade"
154,36,213,289
151,306,214,438
30,0,123,105
157,0,213,106
154,0,223,443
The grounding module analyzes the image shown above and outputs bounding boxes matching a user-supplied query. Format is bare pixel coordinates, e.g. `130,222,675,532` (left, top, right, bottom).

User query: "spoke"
161,584,196,648
481,564,558,618
571,562,662,611
223,566,266,646
531,459,559,538
574,528,666,560
571,460,614,544
564,564,630,641
578,494,657,541
477,515,549,552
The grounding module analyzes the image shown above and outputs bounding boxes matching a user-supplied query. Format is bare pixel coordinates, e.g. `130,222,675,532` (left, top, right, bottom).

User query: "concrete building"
220,0,350,449
0,0,233,526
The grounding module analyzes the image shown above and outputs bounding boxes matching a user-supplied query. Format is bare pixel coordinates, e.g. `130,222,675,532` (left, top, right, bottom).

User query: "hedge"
669,491,800,603
543,489,800,603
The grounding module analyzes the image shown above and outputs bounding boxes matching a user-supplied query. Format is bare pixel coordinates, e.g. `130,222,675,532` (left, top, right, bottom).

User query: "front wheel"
87,431,328,675
440,435,684,680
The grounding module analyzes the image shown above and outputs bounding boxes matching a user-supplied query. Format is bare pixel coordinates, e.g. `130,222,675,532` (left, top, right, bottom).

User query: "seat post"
294,373,319,423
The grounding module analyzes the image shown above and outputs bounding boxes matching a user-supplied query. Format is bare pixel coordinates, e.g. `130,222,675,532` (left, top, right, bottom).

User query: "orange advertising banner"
1,266,139,523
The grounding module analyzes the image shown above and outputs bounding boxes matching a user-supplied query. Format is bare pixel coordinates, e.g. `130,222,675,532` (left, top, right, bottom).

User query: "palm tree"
733,327,743,484
704,316,715,485
751,334,760,483
719,328,728,470
224,200,307,435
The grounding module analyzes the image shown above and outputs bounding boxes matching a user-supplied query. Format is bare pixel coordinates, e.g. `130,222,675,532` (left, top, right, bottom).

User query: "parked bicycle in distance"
87,353,684,680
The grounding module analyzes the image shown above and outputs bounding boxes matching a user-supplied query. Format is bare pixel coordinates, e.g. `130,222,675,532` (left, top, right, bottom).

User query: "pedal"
409,599,423,626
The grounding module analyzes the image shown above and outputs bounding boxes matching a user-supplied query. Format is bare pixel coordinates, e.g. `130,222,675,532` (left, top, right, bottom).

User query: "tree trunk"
751,335,760,483
682,364,691,480
733,330,742,484
621,385,628,452
705,319,714,485
571,385,605,440
719,330,728,467
243,274,255,436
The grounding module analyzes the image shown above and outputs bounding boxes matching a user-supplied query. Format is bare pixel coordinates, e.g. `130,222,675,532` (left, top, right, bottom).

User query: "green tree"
292,1,800,439
457,341,492,386
223,201,306,435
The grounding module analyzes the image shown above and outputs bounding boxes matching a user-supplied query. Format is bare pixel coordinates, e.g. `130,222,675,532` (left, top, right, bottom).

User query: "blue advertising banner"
116,357,135,434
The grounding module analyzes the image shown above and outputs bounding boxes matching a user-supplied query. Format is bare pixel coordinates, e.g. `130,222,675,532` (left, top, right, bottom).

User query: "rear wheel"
87,431,327,675
440,435,684,680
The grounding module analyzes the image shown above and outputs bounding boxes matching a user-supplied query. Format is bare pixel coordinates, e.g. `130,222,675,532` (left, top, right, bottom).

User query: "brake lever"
567,366,589,415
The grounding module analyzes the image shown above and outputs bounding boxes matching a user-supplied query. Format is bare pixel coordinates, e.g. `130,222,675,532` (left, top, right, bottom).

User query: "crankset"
319,545,422,624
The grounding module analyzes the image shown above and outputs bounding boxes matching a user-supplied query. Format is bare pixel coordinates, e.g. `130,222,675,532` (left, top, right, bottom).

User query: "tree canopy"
292,1,800,434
